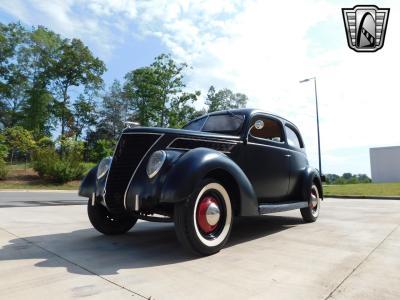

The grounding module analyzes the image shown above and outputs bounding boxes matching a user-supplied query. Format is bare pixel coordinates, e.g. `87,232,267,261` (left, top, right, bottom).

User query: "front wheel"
87,200,138,235
174,179,233,256
300,184,321,223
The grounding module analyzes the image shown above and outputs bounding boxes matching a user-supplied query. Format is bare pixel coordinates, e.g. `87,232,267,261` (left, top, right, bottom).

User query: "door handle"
285,154,291,157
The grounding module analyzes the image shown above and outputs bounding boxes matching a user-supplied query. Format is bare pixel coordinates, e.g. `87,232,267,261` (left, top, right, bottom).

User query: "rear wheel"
174,179,233,256
87,200,137,235
300,184,320,223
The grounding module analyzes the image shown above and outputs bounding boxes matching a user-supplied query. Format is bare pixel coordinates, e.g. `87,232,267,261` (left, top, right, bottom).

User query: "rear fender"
301,167,323,201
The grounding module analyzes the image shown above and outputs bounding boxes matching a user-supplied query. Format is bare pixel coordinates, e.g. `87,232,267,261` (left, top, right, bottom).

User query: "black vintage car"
79,109,323,255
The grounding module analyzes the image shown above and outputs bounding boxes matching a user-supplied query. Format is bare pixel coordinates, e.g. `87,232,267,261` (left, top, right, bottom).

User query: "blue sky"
1,0,399,176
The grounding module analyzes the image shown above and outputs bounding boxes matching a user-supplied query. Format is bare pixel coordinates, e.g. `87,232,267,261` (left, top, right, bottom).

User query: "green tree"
342,173,352,180
72,95,97,140
3,126,36,164
100,80,127,139
168,92,202,128
1,24,62,137
0,133,9,161
84,128,116,162
50,38,106,138
124,54,200,128
124,67,159,126
205,86,248,112
0,22,29,128
0,132,7,179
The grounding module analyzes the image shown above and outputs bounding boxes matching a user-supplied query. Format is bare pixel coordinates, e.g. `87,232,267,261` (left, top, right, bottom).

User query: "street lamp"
300,77,323,177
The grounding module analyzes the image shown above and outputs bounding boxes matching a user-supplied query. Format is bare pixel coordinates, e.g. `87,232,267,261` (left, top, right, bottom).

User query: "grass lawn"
0,180,79,190
0,162,86,190
324,182,400,197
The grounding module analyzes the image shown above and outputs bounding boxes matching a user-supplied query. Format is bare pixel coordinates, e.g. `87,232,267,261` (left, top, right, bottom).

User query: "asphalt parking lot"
0,192,399,300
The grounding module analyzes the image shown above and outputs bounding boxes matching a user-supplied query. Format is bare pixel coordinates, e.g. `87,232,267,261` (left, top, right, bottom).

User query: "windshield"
183,113,245,136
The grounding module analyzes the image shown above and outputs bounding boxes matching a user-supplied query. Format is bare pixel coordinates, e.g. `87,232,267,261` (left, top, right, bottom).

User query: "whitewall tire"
174,178,233,255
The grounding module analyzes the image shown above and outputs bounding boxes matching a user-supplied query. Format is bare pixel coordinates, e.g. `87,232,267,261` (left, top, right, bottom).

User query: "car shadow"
0,215,303,275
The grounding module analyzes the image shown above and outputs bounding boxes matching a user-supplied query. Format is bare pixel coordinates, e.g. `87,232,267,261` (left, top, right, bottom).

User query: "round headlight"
146,150,166,178
97,156,112,179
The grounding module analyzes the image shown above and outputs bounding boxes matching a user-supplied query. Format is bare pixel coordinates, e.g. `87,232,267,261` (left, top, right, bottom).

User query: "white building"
370,146,400,183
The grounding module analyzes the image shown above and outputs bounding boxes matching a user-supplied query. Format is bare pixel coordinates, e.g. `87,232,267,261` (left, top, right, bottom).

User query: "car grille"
105,133,161,214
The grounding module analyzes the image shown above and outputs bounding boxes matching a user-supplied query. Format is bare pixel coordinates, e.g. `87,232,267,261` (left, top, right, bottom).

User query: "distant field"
324,182,400,197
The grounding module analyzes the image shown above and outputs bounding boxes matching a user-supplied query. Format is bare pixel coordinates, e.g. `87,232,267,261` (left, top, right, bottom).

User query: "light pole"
300,77,322,176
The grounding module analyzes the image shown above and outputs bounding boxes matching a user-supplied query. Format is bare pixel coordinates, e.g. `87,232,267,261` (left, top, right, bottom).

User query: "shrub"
36,136,55,149
32,148,58,178
48,159,86,183
4,126,36,164
89,139,114,162
32,138,86,183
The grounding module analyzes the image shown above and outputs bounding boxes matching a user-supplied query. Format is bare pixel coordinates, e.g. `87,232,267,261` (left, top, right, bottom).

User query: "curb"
0,189,78,193
326,195,400,200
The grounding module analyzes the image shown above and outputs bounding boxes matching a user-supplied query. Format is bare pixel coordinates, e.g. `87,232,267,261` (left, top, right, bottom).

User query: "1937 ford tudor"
79,109,323,255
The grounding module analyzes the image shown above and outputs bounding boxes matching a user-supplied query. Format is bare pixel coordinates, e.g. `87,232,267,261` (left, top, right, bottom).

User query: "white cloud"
130,0,400,175
87,0,137,19
0,0,126,57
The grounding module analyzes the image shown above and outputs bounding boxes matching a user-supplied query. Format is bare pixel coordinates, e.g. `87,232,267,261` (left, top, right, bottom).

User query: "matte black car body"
80,109,322,218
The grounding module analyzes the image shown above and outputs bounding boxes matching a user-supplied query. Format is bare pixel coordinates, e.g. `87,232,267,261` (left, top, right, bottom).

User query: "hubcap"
311,192,318,208
196,196,221,234
310,186,320,216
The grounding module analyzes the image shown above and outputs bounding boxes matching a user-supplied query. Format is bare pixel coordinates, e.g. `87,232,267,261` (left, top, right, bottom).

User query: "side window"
250,116,283,142
285,126,302,148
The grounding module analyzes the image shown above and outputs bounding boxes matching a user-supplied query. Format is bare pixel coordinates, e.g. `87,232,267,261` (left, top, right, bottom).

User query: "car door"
243,115,291,203
285,124,309,199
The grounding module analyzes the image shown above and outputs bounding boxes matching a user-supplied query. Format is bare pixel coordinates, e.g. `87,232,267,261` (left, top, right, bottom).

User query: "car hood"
122,126,243,142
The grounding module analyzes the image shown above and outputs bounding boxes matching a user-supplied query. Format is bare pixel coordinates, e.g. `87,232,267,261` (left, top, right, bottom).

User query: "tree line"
324,173,371,185
0,22,248,181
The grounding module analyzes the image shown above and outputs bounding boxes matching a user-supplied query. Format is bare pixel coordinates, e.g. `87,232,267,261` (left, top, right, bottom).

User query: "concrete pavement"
0,191,84,207
0,194,399,299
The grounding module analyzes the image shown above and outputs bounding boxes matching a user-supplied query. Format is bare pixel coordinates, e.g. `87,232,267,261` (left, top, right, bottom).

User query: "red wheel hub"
196,196,221,234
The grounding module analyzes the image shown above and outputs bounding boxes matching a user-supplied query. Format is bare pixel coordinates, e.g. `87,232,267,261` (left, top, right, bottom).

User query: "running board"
259,201,308,214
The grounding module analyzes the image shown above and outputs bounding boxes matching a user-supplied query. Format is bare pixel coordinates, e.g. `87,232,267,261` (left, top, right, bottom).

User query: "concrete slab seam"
323,223,400,300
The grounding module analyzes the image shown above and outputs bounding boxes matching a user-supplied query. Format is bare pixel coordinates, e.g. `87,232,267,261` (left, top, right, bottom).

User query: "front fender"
78,165,107,198
78,166,98,197
160,147,258,216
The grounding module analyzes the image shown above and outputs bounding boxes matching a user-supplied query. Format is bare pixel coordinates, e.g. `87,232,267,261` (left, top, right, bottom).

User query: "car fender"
301,167,323,201
79,166,97,198
160,147,259,216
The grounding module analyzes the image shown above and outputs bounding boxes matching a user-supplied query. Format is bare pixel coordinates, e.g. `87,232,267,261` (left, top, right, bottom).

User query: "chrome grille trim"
103,132,124,209
123,134,164,210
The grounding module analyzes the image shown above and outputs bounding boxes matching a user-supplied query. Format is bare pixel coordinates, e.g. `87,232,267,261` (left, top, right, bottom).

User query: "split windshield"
183,113,245,136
